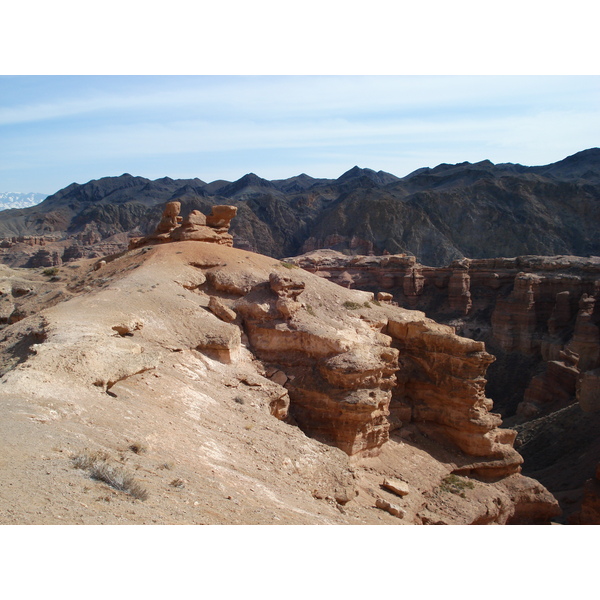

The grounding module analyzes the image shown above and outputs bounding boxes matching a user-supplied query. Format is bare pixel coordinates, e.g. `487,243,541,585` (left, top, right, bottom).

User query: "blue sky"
1,75,599,194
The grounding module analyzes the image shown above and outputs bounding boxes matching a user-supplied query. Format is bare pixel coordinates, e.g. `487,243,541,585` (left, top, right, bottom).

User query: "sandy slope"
0,242,557,524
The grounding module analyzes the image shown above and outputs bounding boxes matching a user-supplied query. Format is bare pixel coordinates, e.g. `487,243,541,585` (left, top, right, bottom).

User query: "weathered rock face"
0,235,562,523
518,356,580,419
129,202,237,250
448,266,472,315
289,250,600,420
491,273,539,355
235,269,398,456
288,249,600,518
24,249,62,268
231,267,525,478
386,315,522,478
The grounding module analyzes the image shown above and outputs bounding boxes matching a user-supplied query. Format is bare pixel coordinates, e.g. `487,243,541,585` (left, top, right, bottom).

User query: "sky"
2,2,599,195
1,74,598,195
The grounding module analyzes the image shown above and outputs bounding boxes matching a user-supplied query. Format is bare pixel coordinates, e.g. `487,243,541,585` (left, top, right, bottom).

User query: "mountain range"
0,148,599,266
0,192,47,211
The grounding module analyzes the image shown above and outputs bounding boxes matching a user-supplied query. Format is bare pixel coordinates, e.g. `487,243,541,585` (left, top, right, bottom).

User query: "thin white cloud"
1,76,597,127
7,107,598,170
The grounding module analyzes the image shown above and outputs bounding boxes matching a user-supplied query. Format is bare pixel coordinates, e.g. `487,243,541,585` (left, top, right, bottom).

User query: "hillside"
0,149,599,267
0,204,560,524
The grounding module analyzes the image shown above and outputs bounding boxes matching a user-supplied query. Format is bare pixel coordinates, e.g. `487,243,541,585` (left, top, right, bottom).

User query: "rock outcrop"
25,249,62,269
387,315,523,478
129,202,237,249
235,269,398,457
288,249,599,518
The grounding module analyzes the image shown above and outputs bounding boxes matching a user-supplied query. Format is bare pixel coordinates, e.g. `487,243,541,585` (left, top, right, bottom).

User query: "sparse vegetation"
278,261,298,269
72,449,148,501
72,449,110,469
234,396,245,405
305,304,316,316
363,301,371,308
42,267,59,277
169,478,185,488
343,300,362,310
439,474,475,498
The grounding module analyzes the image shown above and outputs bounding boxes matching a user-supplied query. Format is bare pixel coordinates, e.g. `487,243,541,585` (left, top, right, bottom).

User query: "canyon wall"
289,250,600,422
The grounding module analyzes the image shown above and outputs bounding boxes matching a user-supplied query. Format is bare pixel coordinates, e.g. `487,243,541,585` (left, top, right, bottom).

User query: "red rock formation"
518,357,580,418
386,314,523,478
567,293,600,372
25,249,62,268
129,202,237,249
403,265,425,304
448,265,472,314
235,270,399,456
491,273,539,354
288,250,600,421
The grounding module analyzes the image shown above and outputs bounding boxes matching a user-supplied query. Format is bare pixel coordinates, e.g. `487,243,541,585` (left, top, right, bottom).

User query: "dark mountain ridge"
1,148,599,266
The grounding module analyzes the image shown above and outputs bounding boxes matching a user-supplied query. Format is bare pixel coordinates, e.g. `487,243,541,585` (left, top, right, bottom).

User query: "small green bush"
440,474,475,498
343,300,362,310
42,267,59,277
279,261,297,269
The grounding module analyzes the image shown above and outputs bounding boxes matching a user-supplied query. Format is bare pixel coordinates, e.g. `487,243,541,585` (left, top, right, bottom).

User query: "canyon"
1,148,598,524
287,249,600,521
0,203,562,524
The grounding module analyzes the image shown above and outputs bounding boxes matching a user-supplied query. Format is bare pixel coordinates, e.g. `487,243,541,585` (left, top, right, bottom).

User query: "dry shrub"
128,442,147,455
72,449,148,501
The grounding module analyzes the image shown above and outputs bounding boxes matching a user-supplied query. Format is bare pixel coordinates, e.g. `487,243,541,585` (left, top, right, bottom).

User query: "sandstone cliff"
288,249,600,521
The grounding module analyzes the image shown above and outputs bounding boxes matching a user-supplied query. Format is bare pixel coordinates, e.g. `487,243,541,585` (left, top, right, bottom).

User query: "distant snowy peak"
0,192,47,210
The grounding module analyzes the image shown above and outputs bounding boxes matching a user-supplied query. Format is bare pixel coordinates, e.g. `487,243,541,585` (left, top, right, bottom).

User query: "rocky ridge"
0,148,598,268
0,203,559,524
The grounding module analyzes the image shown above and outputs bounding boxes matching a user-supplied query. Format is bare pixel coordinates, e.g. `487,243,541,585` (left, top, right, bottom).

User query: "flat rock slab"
375,498,405,518
382,477,410,497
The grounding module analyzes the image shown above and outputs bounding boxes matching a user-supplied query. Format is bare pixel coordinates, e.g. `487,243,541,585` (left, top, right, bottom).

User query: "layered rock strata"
234,270,399,456
289,251,600,421
0,203,563,523
386,315,522,478
231,269,524,477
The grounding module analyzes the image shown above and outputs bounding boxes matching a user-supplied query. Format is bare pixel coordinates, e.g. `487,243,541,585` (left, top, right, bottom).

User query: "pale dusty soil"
0,242,556,524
